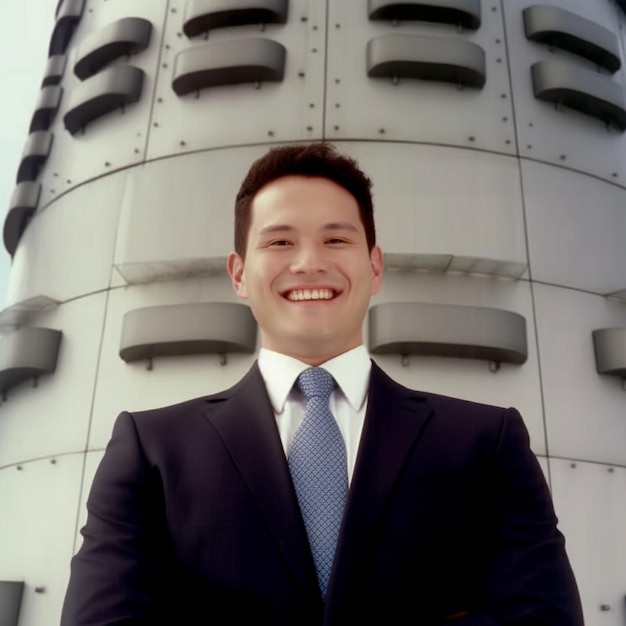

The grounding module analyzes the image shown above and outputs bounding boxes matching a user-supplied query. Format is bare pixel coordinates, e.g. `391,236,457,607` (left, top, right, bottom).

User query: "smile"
285,288,336,301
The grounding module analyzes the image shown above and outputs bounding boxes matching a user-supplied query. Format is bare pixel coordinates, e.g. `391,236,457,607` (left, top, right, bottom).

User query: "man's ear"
227,252,247,299
369,245,384,296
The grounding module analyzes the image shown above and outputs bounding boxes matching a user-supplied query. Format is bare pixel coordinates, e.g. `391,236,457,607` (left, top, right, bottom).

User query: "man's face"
228,175,383,365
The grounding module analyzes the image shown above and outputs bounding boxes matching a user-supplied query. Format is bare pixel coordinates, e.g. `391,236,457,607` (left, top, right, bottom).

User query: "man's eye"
270,240,291,246
327,238,347,244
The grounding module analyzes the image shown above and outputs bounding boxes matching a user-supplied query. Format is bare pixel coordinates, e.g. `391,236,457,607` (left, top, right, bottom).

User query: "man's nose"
290,244,329,273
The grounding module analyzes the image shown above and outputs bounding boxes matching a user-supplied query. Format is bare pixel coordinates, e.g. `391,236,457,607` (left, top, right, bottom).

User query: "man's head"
234,143,376,259
228,144,383,365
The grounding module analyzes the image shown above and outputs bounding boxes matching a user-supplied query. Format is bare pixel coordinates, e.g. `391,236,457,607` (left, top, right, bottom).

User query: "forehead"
250,175,359,223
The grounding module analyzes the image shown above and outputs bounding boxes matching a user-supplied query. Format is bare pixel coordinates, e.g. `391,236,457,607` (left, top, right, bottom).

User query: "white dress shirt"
257,346,371,484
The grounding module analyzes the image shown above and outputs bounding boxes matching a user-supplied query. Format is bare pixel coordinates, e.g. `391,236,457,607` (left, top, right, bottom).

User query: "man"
62,144,583,625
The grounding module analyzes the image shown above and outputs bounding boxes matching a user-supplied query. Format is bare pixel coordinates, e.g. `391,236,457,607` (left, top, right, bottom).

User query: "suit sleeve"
444,408,584,626
61,412,171,626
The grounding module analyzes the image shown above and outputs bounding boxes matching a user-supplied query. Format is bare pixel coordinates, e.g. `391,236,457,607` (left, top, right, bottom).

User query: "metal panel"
63,64,144,135
503,0,626,184
325,2,515,153
4,183,41,256
42,54,67,87
0,328,62,397
522,160,626,297
0,582,24,626
146,0,327,158
369,302,528,365
523,5,620,72
366,34,485,88
0,456,85,625
533,284,626,465
49,0,85,56
335,142,529,277
120,303,257,362
0,295,106,466
7,174,126,306
549,459,626,625
74,17,153,80
37,0,164,195
592,328,626,378
531,59,626,131
183,0,289,37
16,132,53,183
172,38,286,95
368,0,481,30
29,85,62,132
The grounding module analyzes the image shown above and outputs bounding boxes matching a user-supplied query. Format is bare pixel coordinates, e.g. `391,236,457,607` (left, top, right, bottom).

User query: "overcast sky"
0,2,54,307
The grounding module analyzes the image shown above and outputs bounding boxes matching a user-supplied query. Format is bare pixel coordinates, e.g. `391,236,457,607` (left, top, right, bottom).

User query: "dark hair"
234,143,375,257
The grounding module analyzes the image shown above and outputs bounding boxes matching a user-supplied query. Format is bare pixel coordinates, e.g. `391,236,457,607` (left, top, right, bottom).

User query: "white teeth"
287,289,335,301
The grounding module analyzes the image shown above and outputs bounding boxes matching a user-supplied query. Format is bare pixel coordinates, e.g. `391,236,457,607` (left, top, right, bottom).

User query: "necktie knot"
296,367,335,401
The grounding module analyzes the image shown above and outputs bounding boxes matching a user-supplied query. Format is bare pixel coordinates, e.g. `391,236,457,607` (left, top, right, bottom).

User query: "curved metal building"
1,1,625,624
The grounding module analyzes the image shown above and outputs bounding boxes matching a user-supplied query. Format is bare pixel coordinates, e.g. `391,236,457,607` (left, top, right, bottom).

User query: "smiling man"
62,144,583,626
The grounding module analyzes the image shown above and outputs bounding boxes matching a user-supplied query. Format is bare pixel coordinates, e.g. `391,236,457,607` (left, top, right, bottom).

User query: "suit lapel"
326,362,434,611
201,364,319,595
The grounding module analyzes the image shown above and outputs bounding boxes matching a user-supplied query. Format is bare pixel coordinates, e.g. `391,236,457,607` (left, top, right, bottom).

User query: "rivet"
335,103,340,108
492,6,497,10
495,39,501,44
611,172,618,177
180,141,186,146
301,16,308,22
570,462,576,468
134,148,140,154
50,459,56,464
309,103,315,108
527,145,532,149
153,122,159,127
268,130,274,136
162,63,168,68
53,172,59,177
34,587,45,594
468,136,475,142
559,154,566,161
502,117,508,122
307,126,313,131
529,122,534,127
496,58,502,63
313,25,318,30
298,72,305,78
177,32,182,37
336,24,341,28
17,465,22,471
600,604,611,611
335,78,340,84
379,128,385,134
312,48,317,53
104,161,111,166
157,97,163,103
608,467,615,473
164,44,170,50
501,93,507,99
334,125,340,130
171,7,177,12
505,139,511,144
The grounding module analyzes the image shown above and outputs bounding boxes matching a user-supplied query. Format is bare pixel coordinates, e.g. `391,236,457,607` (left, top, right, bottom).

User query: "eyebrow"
258,222,359,235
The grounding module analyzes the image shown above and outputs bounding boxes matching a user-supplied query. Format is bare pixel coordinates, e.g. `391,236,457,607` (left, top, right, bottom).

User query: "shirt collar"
258,346,371,414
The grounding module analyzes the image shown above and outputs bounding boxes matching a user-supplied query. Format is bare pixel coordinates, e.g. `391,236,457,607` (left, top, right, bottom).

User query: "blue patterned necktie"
288,367,348,599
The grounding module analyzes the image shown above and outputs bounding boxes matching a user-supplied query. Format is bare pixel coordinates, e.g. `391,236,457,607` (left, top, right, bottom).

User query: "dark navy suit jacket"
61,363,583,625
